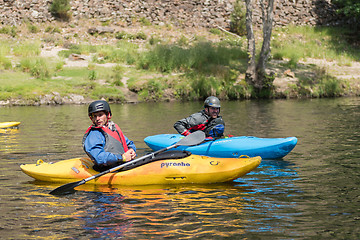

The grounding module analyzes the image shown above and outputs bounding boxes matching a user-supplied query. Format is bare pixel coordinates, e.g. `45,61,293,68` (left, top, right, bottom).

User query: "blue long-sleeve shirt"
84,130,136,166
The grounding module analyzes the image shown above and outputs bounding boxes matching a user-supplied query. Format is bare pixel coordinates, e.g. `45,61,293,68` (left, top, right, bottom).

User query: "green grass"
138,41,246,73
12,41,42,57
0,71,56,100
0,40,11,55
272,25,360,64
0,24,358,103
0,42,12,70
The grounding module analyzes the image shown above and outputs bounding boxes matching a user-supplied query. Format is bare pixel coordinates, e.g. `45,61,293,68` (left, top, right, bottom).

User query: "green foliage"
209,28,222,35
101,20,111,27
318,77,343,97
12,41,41,57
220,67,247,97
90,86,125,102
115,31,132,40
139,17,151,26
230,0,247,36
141,79,165,101
286,53,301,69
55,61,65,72
0,55,12,70
190,75,221,98
332,0,360,18
136,32,147,40
45,25,61,33
58,44,97,58
110,65,124,86
0,71,42,100
0,26,10,34
0,22,357,103
115,31,147,40
27,24,40,33
136,40,250,100
0,26,17,37
138,44,189,72
0,41,12,70
138,41,246,74
294,67,344,98
88,70,97,81
177,35,189,46
272,25,359,63
31,59,51,79
91,42,139,64
226,84,248,100
50,0,71,21
149,36,162,45
18,58,50,79
173,68,248,100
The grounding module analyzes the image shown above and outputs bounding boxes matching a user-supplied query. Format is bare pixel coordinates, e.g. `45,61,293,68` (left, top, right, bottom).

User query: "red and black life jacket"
174,109,225,137
82,122,129,158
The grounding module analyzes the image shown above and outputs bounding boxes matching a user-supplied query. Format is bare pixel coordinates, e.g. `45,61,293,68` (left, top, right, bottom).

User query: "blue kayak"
144,134,298,159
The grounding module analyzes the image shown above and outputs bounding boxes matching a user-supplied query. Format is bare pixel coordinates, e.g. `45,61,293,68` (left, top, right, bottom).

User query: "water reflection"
75,193,130,239
0,128,20,153
19,183,254,239
71,184,251,239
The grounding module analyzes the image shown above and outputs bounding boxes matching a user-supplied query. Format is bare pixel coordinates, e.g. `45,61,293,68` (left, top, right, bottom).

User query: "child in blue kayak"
83,100,136,171
174,96,225,139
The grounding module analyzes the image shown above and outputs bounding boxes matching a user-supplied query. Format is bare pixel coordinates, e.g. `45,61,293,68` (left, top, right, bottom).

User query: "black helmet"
204,96,221,108
88,100,112,116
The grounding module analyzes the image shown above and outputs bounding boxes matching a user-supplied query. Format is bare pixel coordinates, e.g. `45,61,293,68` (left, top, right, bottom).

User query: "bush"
18,58,50,79
88,70,97,81
50,0,71,21
139,17,151,26
45,25,61,33
12,41,41,57
27,24,39,33
110,65,124,86
0,55,12,70
0,26,17,37
230,0,247,36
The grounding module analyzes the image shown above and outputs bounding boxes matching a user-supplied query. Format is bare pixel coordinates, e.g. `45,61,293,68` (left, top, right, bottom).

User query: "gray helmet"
88,100,111,116
204,96,221,108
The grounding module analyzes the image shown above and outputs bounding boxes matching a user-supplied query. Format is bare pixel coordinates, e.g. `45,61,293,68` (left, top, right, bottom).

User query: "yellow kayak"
0,122,21,129
21,155,261,186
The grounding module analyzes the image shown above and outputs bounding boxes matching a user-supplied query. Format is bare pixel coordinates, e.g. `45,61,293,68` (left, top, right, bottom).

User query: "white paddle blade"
176,131,205,146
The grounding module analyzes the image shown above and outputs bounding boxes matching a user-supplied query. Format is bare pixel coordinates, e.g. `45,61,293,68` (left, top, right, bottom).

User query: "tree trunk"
245,0,257,88
257,0,275,77
245,0,275,92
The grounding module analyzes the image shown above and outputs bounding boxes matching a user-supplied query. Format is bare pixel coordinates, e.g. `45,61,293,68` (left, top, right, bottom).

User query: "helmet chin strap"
205,107,210,116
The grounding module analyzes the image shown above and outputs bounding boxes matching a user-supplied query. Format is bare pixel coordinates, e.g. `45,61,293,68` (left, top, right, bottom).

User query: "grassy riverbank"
0,20,359,105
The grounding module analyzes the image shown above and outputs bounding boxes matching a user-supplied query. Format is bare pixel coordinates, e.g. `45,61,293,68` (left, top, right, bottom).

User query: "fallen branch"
216,25,241,38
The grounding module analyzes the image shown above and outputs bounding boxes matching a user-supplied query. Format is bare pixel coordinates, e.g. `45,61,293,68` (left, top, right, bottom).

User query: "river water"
0,97,359,239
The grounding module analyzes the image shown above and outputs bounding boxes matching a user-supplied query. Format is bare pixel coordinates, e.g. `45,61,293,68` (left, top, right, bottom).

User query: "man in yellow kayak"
83,100,137,171
174,96,225,139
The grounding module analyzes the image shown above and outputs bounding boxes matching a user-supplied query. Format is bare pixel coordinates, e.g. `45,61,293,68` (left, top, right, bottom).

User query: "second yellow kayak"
0,122,21,129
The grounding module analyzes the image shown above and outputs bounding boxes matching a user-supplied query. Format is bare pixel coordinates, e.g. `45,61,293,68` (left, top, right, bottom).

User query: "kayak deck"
20,155,261,186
